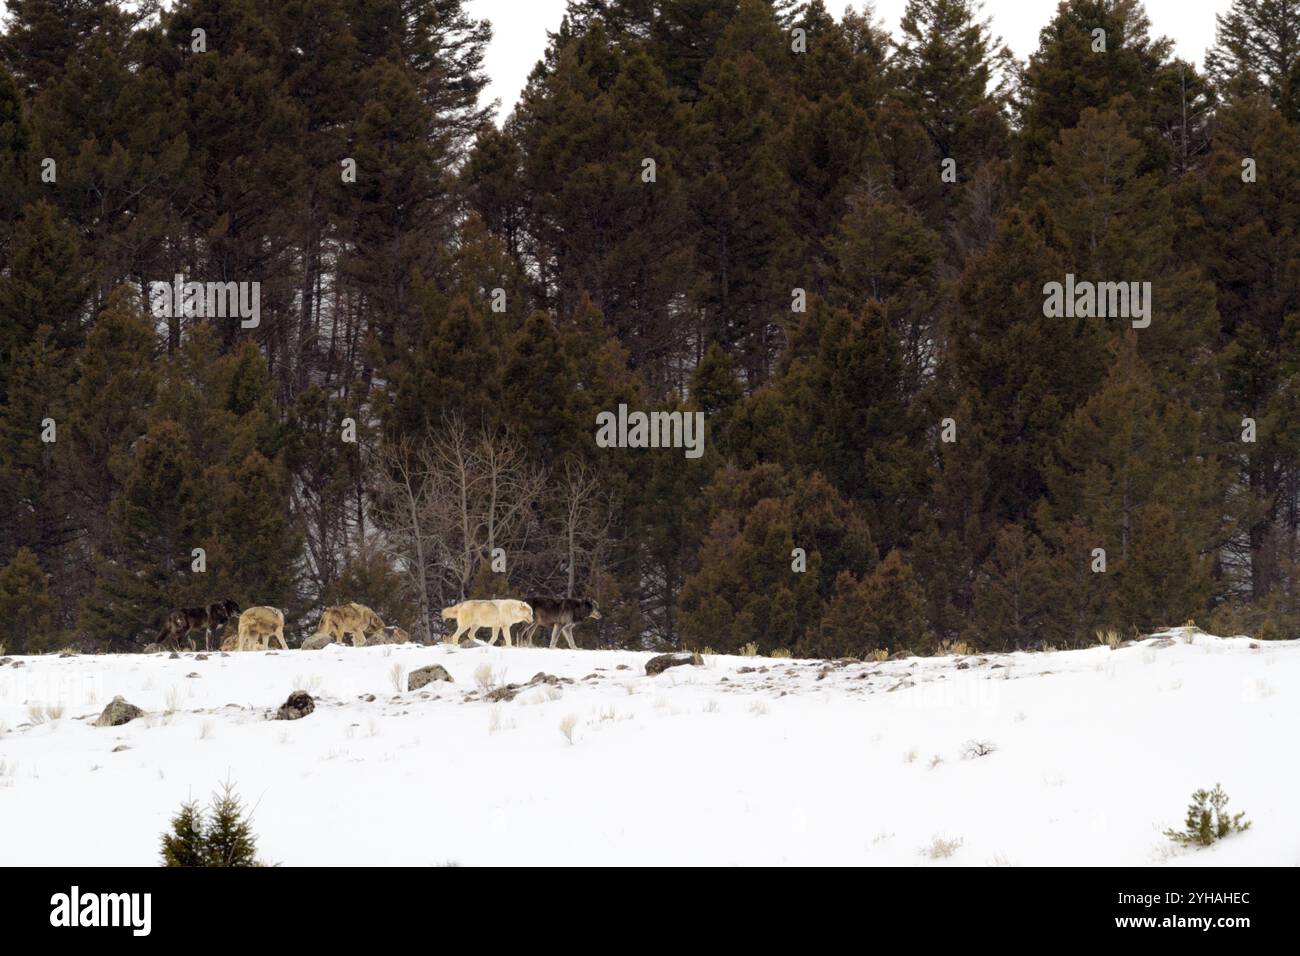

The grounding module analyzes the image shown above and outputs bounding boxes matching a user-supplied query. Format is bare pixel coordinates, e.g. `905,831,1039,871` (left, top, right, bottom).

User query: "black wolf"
521,596,601,649
157,599,241,652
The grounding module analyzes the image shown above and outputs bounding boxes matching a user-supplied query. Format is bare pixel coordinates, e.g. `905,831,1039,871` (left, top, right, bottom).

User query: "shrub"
961,739,997,759
770,647,792,659
739,641,759,657
1164,784,1251,848
474,663,498,691
161,782,269,867
558,714,577,744
868,648,890,662
923,835,963,859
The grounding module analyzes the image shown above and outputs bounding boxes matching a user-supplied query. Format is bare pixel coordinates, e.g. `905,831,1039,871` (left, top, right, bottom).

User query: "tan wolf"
234,606,288,652
313,603,385,647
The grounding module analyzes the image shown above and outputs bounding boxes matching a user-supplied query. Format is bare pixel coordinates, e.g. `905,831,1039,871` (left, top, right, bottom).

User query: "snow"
1,629,1296,866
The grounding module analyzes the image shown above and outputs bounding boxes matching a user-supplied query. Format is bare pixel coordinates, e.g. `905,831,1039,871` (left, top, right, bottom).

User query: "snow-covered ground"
1,629,1296,866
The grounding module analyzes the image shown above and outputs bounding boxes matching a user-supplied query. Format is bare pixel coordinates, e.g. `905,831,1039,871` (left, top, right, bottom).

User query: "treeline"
1,0,1298,656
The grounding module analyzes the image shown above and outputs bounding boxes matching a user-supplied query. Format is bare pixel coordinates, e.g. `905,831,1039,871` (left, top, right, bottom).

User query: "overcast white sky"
467,0,1235,120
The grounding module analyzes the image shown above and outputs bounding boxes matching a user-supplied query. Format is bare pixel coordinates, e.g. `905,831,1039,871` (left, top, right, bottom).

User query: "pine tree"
0,326,69,567
0,201,92,402
1187,95,1300,602
160,783,264,867
0,547,56,653
160,800,207,868
0,65,32,257
690,18,800,381
969,524,1053,651
80,420,212,650
893,0,1013,169
1206,0,1300,120
679,468,874,653
802,549,929,657
1016,0,1173,177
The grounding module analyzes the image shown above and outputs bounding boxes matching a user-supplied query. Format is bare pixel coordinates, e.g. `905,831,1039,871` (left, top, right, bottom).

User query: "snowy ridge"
0,629,1295,866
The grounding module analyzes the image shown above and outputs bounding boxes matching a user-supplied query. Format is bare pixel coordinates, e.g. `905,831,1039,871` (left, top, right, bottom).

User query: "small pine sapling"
1164,784,1251,847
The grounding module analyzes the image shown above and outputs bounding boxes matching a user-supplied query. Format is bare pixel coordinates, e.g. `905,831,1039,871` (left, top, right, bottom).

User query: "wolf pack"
154,595,601,654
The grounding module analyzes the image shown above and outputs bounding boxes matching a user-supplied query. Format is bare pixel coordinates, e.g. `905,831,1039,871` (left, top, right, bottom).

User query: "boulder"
528,672,573,686
274,690,315,721
372,626,409,645
95,695,144,727
407,664,454,691
645,653,702,677
300,632,335,651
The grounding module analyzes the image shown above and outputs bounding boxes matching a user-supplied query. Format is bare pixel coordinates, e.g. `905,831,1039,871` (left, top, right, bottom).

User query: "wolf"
313,603,385,647
440,599,533,647
234,606,288,651
521,596,601,649
157,599,241,652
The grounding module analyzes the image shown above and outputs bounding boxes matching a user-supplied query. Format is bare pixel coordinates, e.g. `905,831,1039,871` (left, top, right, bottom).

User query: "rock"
886,679,914,693
458,638,480,648
168,652,180,660
274,690,315,721
0,657,12,666
186,672,200,678
616,664,629,670
300,631,335,651
59,651,76,658
645,653,701,677
11,660,25,668
485,685,518,703
358,693,376,702
195,654,208,661
95,696,144,727
1150,637,1176,648
140,643,165,654
111,744,131,752
528,672,561,686
956,661,970,670
371,626,409,645
408,664,454,691
737,666,756,674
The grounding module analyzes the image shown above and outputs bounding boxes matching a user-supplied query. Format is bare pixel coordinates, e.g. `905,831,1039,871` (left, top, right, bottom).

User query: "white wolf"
440,599,533,647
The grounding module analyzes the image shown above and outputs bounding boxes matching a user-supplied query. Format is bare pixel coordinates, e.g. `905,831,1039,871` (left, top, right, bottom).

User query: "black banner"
6,866,1284,943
